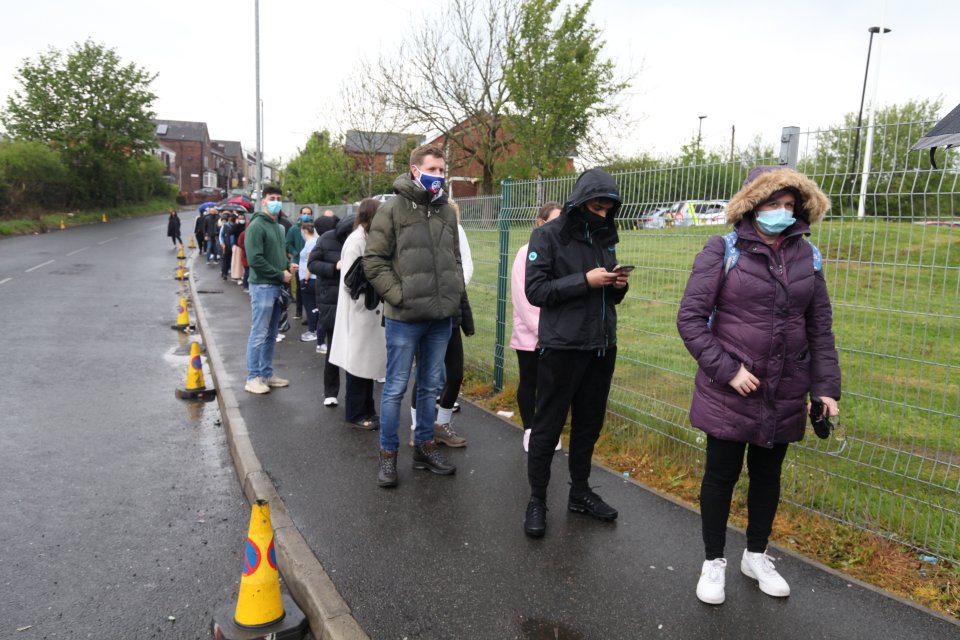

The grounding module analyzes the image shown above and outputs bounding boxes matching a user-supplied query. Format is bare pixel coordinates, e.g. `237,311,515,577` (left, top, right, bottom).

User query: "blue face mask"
266,200,283,215
755,208,796,235
415,167,445,195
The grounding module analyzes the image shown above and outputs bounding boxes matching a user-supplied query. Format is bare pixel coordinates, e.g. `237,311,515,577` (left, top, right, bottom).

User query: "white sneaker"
275,333,285,343
317,343,328,354
741,550,790,597
323,397,338,407
264,375,289,388
244,377,270,394
300,331,317,342
696,558,727,604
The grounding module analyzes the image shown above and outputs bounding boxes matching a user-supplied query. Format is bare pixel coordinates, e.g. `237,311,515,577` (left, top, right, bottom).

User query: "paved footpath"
190,256,959,640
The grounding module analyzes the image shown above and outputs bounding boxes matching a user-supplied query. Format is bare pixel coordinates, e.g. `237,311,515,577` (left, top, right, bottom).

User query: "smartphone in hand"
611,265,635,273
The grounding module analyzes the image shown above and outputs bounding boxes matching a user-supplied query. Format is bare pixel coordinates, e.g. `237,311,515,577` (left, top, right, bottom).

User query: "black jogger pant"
515,349,538,430
323,326,340,398
527,347,616,501
700,435,789,560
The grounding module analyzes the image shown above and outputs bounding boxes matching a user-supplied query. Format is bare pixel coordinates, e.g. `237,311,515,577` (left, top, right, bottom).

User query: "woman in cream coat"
329,198,386,429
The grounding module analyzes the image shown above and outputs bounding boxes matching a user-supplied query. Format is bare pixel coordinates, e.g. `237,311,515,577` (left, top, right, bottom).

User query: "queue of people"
189,144,840,607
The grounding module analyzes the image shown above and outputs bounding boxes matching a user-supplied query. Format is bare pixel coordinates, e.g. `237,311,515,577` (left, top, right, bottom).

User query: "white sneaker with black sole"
323,397,338,407
696,558,727,604
741,550,790,597
300,331,317,342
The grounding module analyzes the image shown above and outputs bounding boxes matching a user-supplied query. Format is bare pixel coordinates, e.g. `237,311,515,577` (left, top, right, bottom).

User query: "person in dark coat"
307,214,354,406
522,168,631,539
166,210,182,248
203,208,221,263
677,166,841,606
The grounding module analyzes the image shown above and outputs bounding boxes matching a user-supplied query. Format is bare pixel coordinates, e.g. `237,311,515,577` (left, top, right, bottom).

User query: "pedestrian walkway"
191,262,959,640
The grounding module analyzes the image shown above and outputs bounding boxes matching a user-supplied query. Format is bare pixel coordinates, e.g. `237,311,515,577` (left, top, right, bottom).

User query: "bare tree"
369,0,518,194
337,74,406,196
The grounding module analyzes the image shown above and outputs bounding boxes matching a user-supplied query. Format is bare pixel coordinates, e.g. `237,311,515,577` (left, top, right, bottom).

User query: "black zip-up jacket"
308,215,355,332
525,168,628,351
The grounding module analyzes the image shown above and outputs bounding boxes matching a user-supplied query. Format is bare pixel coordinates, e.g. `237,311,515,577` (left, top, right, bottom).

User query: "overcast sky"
2,0,957,166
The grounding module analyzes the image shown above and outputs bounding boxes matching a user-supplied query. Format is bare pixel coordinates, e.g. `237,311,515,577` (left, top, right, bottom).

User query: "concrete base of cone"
170,323,196,331
211,594,308,640
175,386,217,401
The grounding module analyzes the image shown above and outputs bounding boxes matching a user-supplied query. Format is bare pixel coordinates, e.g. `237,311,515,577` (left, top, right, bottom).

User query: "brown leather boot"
377,449,398,487
433,422,467,447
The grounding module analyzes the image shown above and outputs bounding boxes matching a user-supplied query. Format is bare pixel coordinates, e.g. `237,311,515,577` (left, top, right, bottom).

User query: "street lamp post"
856,24,890,219
696,115,707,156
254,0,263,202
850,26,891,175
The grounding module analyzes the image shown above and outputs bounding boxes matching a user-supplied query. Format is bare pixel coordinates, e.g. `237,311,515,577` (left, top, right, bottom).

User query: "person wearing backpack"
677,166,841,605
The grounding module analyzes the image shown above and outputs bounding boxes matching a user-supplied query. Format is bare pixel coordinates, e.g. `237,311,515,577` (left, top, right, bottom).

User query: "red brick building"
153,120,216,193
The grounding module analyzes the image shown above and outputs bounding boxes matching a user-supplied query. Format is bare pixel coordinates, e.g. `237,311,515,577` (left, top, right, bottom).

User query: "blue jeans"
206,237,220,261
379,318,452,451
245,284,283,381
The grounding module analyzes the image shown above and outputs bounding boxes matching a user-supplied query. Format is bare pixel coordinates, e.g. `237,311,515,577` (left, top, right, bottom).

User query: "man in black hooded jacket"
522,168,631,538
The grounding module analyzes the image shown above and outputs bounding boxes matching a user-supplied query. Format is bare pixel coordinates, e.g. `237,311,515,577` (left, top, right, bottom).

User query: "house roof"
344,130,423,154
154,119,209,142
213,139,243,158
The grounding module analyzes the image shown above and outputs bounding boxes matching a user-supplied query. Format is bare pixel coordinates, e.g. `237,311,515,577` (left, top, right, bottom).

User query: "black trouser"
515,349,538,430
323,325,340,398
411,327,464,410
527,347,616,501
294,276,304,317
220,243,232,278
171,233,182,246
301,280,318,333
345,372,376,423
700,435,789,560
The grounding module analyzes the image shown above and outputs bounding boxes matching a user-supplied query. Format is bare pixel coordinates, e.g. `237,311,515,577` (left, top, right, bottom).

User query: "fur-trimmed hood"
726,167,830,225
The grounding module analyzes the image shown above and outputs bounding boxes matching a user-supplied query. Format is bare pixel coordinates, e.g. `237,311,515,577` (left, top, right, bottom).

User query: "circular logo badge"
528,251,538,261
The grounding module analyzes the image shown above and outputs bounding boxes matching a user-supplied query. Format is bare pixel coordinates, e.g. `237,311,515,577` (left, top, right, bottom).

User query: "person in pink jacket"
510,201,563,452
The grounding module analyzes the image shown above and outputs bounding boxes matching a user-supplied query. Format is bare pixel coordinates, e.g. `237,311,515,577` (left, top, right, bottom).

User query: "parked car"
176,187,226,206
640,206,671,229
664,200,728,226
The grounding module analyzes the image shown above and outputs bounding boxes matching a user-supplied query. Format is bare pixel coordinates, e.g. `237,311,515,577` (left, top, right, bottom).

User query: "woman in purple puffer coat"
677,166,841,606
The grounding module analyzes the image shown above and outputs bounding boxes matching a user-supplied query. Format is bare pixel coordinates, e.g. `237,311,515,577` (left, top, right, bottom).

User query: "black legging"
700,435,789,560
515,349,538,430
411,327,463,410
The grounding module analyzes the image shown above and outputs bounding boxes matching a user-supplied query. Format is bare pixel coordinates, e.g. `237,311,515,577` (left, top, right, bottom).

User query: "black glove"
809,396,832,439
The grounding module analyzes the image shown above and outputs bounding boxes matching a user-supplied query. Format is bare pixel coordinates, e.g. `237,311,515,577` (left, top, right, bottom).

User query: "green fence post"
493,179,511,392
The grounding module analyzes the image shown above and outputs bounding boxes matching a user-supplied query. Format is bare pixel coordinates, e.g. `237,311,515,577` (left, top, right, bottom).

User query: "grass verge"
0,196,178,236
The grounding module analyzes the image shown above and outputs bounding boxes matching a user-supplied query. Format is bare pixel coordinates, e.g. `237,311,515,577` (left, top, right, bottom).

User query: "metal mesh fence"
457,121,960,562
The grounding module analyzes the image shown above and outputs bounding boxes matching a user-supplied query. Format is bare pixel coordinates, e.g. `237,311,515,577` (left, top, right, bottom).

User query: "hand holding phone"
612,265,635,273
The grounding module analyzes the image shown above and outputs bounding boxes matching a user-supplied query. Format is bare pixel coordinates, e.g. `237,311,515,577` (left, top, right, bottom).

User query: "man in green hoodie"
244,186,299,394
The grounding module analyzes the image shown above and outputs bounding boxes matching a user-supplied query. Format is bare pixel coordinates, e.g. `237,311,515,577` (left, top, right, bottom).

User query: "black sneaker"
377,450,398,488
568,490,618,521
412,440,456,475
524,498,547,538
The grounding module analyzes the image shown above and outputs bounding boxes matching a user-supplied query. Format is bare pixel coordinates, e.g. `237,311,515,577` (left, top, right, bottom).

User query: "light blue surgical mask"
266,200,283,215
755,208,796,235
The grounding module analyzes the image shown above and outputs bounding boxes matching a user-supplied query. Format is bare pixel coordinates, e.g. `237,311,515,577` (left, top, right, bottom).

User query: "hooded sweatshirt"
525,168,627,350
244,210,289,285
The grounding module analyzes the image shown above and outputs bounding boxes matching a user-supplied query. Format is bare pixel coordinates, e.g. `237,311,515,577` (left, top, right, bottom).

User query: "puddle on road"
517,617,585,640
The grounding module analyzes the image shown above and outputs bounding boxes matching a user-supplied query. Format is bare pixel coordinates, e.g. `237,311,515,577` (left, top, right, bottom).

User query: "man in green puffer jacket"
364,144,464,488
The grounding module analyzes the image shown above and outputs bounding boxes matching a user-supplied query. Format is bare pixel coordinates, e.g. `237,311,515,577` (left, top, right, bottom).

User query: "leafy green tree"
504,0,627,179
0,40,159,206
284,132,356,204
0,140,74,215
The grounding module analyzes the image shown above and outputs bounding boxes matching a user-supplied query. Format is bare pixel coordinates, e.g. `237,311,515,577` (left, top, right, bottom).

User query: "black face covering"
584,210,608,229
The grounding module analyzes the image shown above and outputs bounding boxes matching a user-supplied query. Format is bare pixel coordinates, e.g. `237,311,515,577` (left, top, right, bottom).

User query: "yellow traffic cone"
170,297,195,331
177,244,185,260
59,218,65,230
188,236,196,250
212,500,307,639
174,264,188,281
175,342,216,400
101,213,107,223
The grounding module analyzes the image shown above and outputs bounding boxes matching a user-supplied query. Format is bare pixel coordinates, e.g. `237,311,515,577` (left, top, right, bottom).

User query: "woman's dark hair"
354,198,381,232
301,222,314,235
537,201,562,222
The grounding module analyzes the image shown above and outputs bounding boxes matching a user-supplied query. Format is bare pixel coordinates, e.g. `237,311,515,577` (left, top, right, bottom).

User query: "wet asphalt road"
194,250,959,639
0,216,248,638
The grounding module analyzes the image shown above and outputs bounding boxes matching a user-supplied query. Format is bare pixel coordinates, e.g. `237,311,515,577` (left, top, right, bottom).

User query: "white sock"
436,407,454,425
410,407,417,429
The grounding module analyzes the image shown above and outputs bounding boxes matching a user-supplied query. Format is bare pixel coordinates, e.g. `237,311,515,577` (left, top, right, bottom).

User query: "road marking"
65,247,89,257
97,237,118,245
25,259,55,273
149,224,165,230
0,278,11,285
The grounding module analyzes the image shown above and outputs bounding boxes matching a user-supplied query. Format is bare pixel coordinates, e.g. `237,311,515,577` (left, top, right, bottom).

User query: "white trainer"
323,397,338,407
696,558,726,604
265,375,289,388
741,550,790,597
244,377,270,394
